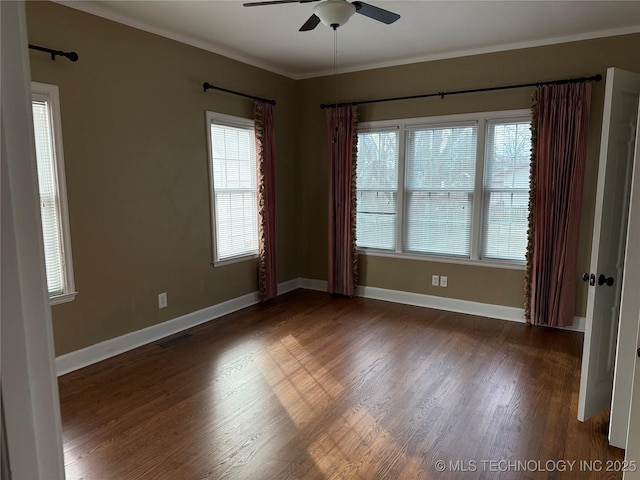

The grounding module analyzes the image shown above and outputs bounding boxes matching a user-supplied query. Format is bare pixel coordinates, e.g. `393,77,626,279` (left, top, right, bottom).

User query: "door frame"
1,1,66,478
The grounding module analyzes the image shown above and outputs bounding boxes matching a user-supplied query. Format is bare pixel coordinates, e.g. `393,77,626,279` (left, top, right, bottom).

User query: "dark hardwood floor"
59,289,625,479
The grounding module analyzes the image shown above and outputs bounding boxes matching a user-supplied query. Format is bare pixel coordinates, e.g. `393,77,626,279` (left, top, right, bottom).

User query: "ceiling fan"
243,0,401,31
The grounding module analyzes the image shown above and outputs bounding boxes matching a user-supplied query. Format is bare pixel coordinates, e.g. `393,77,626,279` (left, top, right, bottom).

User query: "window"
356,111,531,266
356,129,399,250
405,123,477,257
31,82,76,304
206,112,259,264
482,121,532,261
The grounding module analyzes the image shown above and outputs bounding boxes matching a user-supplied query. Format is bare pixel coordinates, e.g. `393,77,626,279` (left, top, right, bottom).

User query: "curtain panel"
525,83,592,327
255,101,277,301
326,105,359,296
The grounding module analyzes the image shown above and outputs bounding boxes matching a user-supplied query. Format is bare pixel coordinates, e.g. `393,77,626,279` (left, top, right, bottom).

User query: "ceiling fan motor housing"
314,0,356,28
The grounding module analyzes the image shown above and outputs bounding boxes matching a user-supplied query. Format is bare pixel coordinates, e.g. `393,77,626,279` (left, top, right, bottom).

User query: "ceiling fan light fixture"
314,0,356,29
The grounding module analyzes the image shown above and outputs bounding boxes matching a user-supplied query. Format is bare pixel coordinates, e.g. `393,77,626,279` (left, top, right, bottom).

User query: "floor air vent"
156,333,192,348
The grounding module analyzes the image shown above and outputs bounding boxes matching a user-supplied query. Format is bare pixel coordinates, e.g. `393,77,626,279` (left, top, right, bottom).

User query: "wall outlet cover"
158,292,168,309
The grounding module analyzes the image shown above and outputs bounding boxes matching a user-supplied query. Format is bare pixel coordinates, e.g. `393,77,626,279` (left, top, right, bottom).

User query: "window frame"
31,81,77,305
357,109,531,270
205,111,259,266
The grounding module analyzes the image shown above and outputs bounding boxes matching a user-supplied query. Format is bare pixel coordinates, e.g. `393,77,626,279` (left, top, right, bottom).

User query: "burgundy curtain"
255,101,277,301
326,106,359,296
525,83,592,327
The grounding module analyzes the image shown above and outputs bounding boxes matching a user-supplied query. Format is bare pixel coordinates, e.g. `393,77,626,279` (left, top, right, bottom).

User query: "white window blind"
31,82,76,303
356,129,399,250
482,120,532,261
405,124,477,257
208,114,258,263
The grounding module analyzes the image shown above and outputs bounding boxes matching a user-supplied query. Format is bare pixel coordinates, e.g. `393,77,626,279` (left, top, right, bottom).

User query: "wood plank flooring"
59,289,625,480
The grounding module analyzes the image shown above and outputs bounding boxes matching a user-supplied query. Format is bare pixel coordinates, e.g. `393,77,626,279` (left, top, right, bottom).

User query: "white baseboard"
356,284,586,332
56,277,584,376
56,277,333,376
55,289,261,376
357,284,525,322
277,278,301,295
561,316,586,332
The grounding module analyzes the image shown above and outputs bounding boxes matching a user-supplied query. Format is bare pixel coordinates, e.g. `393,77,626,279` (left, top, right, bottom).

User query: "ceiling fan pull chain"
332,27,338,143
333,27,338,107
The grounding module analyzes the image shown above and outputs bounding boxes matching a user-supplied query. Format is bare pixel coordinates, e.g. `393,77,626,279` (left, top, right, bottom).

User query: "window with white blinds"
356,129,399,250
356,110,531,267
31,82,76,303
482,120,532,261
405,124,476,257
206,112,259,264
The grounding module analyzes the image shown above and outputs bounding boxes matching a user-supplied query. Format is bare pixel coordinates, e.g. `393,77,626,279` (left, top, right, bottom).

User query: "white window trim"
205,111,259,267
358,109,530,270
31,81,77,304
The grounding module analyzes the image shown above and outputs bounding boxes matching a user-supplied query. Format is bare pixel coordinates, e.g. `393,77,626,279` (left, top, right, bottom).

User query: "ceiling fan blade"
299,13,321,31
352,1,400,24
243,0,300,7
243,0,319,6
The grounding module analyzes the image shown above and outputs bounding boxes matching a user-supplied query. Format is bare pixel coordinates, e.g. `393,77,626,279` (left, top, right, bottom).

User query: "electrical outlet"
158,292,167,309
440,276,448,287
432,275,439,286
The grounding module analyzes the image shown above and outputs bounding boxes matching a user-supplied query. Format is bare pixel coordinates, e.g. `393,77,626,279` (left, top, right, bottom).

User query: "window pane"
32,99,65,295
406,125,476,190
405,124,476,257
482,120,532,261
484,122,531,189
356,191,396,249
482,192,529,261
356,130,398,189
210,124,257,190
209,118,258,261
215,192,258,259
356,130,398,250
405,191,472,256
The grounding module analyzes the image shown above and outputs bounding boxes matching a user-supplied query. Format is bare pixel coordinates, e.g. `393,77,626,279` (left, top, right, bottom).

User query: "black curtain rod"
320,73,602,109
203,82,276,105
28,44,78,62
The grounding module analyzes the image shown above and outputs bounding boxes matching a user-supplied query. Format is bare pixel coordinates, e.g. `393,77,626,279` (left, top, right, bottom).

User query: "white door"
578,67,640,424
611,98,640,448
620,100,640,475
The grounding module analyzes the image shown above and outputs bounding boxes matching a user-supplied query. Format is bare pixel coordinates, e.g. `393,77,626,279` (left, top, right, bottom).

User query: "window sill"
357,249,526,271
49,291,78,306
212,253,258,268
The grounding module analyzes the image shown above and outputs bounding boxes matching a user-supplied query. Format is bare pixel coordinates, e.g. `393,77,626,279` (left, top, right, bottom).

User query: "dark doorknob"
582,273,596,286
598,274,614,286
637,348,640,358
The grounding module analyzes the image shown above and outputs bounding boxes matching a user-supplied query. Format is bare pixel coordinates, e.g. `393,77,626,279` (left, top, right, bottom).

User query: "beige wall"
26,0,640,355
297,33,640,316
26,1,299,355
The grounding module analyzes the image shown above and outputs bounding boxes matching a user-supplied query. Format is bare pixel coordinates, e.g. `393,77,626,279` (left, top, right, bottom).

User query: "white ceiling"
58,0,640,79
